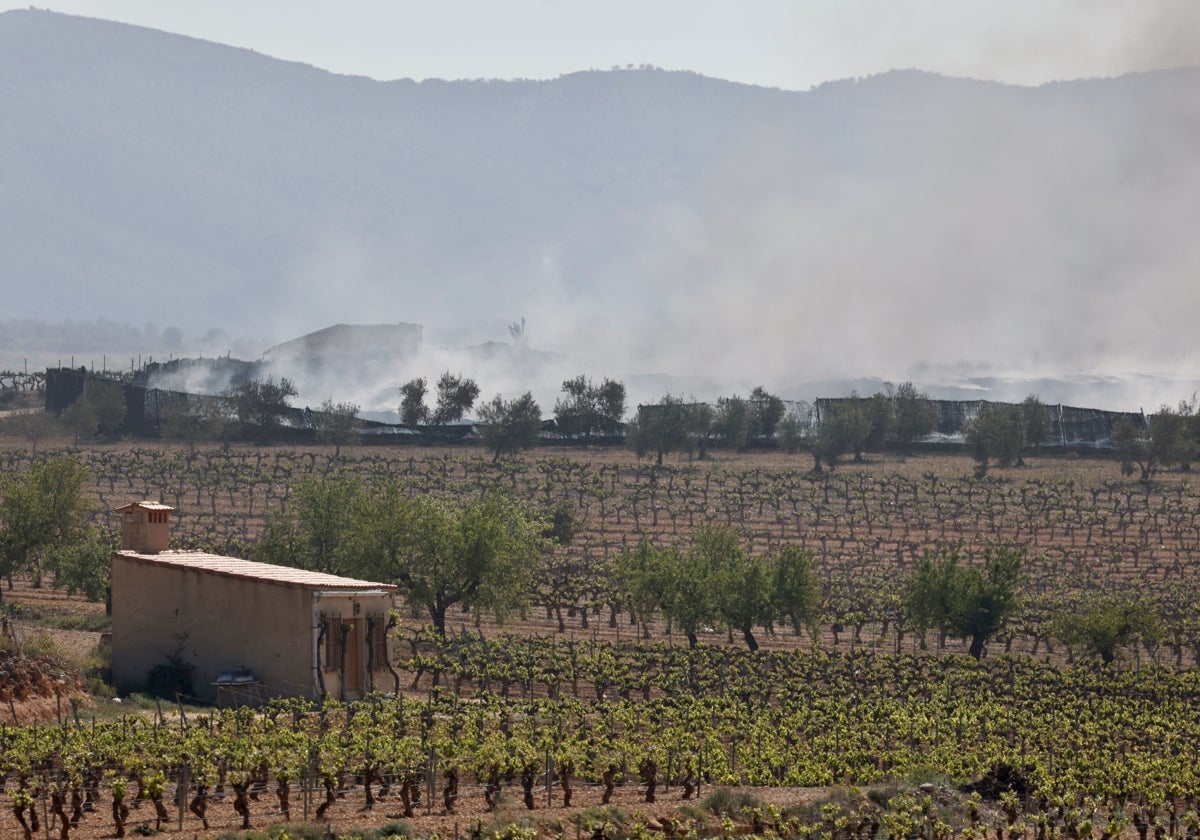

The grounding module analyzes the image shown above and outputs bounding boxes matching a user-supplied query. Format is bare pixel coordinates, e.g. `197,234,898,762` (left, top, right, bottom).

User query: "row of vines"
5,444,1200,663
4,647,1200,837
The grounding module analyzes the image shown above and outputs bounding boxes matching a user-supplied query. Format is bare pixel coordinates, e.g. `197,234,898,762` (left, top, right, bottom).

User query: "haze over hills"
2,9,1198,413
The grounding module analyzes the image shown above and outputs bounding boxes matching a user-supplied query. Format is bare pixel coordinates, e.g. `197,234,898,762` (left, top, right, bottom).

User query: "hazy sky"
6,1,1199,90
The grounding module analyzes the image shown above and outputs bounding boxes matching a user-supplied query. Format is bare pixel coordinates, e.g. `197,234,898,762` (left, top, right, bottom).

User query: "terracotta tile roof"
114,550,396,592
117,501,175,512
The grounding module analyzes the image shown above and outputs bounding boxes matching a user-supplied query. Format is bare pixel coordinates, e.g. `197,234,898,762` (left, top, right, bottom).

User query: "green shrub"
700,789,762,817
144,653,194,699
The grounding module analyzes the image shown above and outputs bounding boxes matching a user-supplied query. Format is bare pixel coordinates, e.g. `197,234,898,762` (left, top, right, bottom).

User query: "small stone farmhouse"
111,501,397,703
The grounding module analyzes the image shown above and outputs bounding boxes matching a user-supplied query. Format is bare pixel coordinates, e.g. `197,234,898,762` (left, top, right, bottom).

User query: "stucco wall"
111,555,316,701
111,554,396,702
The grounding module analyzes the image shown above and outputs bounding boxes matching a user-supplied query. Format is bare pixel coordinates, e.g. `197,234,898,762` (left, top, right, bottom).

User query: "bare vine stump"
399,780,414,818
232,781,252,829
560,771,573,807
276,780,291,820
151,793,169,830
69,789,83,827
520,766,536,810
315,777,336,820
601,765,617,805
111,797,129,837
484,771,501,811
442,768,458,814
13,802,33,840
51,788,69,840
640,759,657,803
363,769,377,809
189,785,209,829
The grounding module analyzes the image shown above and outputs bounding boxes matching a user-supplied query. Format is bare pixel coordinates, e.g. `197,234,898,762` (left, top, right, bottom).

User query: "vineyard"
3,440,1200,838
3,443,1199,662
2,642,1200,839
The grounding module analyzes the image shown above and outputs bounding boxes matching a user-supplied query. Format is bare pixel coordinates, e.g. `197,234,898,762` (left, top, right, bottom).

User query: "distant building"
110,501,397,703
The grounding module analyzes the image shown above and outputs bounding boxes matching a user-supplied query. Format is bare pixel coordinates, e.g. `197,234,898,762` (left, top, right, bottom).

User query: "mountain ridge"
2,9,1198,410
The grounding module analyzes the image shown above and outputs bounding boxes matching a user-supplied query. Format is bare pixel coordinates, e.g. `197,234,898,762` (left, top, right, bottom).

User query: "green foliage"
697,526,766,648
810,392,900,467
748,386,785,439
964,403,1026,477
817,396,871,467
772,545,821,638
477,392,542,460
60,378,126,441
865,392,895,450
1056,594,1160,664
1148,402,1196,473
0,455,94,599
314,398,360,456
253,475,365,576
626,395,708,466
890,382,938,450
554,375,626,442
45,527,113,602
540,500,581,547
711,396,751,452
662,539,718,647
358,490,546,634
222,376,298,440
398,377,428,425
398,370,482,427
616,529,818,651
1021,394,1052,451
1114,417,1153,481
905,544,1022,659
431,371,481,425
701,789,763,817
614,538,673,631
1110,400,1198,482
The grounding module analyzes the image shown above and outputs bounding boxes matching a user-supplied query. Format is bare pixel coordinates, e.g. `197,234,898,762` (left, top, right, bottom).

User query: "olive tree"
431,372,481,425
477,392,542,460
890,382,938,450
399,372,480,426
964,402,1027,478
711,396,751,452
222,376,298,441
358,490,546,635
314,398,360,457
626,395,707,466
1056,594,1160,665
554,375,625,443
1021,394,1053,453
905,544,1023,660
398,377,429,425
1114,417,1154,481
0,456,94,599
748,386,785,439
253,475,366,577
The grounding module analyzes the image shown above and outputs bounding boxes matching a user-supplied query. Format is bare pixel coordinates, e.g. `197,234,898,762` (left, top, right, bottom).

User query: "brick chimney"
116,501,174,553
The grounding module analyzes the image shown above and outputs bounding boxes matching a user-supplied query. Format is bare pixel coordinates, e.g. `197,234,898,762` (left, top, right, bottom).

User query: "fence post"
177,762,189,832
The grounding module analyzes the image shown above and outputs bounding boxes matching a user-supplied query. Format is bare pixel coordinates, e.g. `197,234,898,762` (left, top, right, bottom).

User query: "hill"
2,10,1199,409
